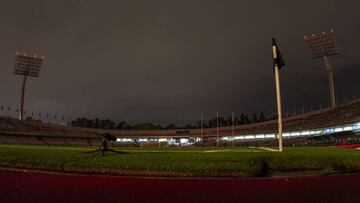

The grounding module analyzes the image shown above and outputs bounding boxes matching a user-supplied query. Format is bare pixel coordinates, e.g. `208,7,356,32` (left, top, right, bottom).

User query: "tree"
165,124,177,129
259,112,266,122
208,120,214,128
116,121,128,130
185,123,195,129
132,122,157,130
239,113,245,124
244,114,250,124
94,118,101,128
100,119,115,129
252,114,258,123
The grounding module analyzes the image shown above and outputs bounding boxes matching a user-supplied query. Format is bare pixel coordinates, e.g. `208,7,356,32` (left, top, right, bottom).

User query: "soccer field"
0,145,359,177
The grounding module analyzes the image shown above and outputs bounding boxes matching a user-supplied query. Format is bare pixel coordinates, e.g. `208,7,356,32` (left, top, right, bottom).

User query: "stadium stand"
0,98,359,147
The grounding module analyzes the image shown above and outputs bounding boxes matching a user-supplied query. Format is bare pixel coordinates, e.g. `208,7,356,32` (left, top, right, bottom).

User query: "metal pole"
353,88,355,100
216,111,219,147
302,104,305,114
273,45,283,152
19,75,27,120
293,104,296,116
323,55,336,108
201,114,203,146
232,112,235,148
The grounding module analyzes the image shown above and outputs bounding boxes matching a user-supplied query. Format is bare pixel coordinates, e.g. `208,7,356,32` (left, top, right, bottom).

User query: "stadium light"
13,51,45,120
304,30,339,107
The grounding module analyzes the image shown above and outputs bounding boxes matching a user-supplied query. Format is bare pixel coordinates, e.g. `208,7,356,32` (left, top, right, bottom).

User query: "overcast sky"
0,0,359,125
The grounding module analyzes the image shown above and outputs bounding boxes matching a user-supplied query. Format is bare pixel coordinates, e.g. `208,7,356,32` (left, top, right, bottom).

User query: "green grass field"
0,145,359,177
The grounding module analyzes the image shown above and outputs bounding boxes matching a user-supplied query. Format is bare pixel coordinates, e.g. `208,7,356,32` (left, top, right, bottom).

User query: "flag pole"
216,111,219,147
201,114,204,146
232,112,235,148
272,39,283,152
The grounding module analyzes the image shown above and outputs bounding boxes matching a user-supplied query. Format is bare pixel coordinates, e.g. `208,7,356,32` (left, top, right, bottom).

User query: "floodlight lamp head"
304,30,339,59
13,51,45,78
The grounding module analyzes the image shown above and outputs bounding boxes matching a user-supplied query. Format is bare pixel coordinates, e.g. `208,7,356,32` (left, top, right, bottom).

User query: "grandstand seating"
0,98,359,146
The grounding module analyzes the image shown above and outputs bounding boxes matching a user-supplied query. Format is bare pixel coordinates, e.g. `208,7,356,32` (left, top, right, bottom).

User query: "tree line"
70,112,275,130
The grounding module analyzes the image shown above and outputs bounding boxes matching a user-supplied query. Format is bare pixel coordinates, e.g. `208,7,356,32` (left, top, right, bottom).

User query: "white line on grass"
204,149,262,153
257,147,279,152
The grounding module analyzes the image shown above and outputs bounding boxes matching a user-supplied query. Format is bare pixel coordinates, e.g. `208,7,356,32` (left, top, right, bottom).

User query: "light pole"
13,52,45,120
304,30,339,108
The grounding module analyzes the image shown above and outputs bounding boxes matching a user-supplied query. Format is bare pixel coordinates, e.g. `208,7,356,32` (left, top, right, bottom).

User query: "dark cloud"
0,0,359,124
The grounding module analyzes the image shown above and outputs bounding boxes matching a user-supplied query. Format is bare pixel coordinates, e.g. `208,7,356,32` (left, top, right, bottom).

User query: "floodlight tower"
13,52,45,120
304,29,339,108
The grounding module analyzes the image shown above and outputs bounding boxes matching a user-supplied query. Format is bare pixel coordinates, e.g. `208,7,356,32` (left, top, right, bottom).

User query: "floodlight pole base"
19,75,27,121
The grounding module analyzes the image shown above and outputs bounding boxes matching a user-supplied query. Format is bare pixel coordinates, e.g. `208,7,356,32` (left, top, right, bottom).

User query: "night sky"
0,0,360,125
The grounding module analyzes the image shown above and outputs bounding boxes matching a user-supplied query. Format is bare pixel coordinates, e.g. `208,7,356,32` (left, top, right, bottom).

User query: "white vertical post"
302,105,305,114
216,111,219,147
232,112,235,148
352,88,355,100
272,44,283,152
201,114,204,146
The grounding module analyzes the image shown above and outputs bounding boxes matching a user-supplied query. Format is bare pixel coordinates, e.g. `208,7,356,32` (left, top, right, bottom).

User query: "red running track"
1,170,360,203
